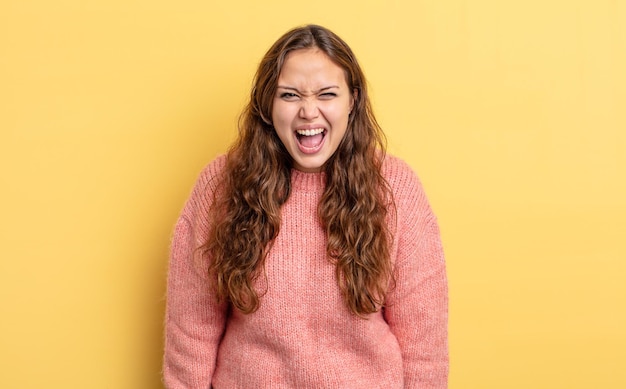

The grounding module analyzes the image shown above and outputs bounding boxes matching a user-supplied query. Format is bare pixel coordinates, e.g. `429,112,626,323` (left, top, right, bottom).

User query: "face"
272,48,354,173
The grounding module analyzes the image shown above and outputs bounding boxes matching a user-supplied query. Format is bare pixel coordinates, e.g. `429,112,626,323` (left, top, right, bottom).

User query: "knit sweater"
163,154,448,389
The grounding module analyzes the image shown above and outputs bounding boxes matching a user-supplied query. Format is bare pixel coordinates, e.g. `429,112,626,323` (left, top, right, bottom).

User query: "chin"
294,158,326,173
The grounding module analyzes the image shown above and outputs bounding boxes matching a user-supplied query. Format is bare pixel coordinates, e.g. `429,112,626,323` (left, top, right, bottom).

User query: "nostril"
299,104,319,118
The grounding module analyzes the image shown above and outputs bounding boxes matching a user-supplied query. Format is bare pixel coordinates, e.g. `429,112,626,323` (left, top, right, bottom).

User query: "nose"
298,98,319,120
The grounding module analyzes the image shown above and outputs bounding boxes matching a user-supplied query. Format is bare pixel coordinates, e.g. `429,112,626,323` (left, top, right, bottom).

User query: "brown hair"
205,24,393,316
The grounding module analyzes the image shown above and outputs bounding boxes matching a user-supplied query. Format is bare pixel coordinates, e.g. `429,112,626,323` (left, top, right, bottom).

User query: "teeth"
296,128,324,136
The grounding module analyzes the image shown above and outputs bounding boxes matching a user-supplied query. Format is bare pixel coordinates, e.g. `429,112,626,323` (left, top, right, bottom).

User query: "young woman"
163,24,448,388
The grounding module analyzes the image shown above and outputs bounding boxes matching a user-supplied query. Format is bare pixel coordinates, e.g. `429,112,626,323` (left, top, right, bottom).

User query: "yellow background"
1,1,624,388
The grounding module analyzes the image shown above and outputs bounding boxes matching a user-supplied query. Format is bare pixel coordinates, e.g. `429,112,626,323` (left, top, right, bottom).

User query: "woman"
163,24,448,388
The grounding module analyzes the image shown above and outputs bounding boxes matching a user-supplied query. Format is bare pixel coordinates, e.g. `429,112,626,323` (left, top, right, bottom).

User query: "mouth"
295,127,327,153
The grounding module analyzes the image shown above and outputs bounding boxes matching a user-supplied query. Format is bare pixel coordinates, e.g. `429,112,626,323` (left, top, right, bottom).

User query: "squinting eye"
280,92,299,100
319,92,337,99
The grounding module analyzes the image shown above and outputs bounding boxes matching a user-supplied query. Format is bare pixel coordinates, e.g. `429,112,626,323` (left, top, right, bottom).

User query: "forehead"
278,48,348,87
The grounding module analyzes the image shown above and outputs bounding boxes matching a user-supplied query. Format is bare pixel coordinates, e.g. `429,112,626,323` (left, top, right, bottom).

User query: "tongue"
299,133,324,148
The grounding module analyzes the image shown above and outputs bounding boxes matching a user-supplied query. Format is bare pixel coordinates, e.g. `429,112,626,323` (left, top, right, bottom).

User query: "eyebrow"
276,85,340,94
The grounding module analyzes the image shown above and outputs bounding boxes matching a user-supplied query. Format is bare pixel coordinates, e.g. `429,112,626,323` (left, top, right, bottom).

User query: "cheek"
271,103,294,142
272,101,294,125
325,102,351,123
270,101,280,124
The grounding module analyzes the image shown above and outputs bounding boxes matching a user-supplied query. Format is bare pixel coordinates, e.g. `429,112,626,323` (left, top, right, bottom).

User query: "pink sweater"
163,154,448,388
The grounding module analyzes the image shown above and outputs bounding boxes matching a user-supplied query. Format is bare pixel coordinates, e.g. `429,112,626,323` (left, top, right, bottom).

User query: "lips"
295,127,326,153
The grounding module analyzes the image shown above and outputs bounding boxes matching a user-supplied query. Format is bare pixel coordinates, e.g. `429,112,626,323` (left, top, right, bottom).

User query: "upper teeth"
297,128,324,136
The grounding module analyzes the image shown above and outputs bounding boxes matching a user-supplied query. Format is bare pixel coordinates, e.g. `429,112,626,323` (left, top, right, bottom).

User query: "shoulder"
381,153,437,229
180,154,227,221
381,154,426,202
382,154,417,180
196,154,228,193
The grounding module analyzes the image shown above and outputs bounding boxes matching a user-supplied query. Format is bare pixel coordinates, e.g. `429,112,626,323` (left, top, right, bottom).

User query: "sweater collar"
290,169,326,192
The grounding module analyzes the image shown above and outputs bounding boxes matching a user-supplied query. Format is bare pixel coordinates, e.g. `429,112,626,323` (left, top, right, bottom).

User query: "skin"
272,48,355,172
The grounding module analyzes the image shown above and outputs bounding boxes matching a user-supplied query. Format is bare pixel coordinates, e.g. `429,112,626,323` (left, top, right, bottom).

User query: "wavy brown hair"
205,24,394,316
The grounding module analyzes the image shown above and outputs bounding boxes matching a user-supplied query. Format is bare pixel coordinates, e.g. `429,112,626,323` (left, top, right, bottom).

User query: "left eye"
319,93,337,99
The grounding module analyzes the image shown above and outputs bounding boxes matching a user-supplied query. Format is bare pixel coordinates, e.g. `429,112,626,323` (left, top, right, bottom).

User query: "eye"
319,92,337,100
280,92,299,101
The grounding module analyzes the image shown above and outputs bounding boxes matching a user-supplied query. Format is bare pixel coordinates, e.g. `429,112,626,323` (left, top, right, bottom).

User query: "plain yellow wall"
1,1,625,388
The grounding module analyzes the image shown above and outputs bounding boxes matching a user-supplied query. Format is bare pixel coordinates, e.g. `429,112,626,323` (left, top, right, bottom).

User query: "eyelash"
279,92,337,99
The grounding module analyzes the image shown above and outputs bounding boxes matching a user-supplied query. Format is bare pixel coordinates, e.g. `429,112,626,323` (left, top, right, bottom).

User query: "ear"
350,88,358,113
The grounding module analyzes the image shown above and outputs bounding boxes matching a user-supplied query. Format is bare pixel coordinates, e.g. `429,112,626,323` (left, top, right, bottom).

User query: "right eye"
280,92,299,100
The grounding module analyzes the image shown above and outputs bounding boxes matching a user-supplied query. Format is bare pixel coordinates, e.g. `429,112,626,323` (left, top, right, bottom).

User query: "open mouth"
296,128,326,150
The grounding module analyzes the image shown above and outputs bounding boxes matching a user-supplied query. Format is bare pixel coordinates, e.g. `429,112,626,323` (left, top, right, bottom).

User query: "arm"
384,167,448,388
163,215,228,388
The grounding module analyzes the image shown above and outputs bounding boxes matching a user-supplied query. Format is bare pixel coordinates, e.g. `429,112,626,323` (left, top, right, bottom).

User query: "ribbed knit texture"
163,154,448,389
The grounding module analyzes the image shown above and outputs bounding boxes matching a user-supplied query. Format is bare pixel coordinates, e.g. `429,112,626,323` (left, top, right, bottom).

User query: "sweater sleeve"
383,162,449,389
163,160,229,389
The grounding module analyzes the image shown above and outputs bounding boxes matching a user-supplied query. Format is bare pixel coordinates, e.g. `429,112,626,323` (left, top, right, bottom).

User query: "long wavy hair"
205,24,394,316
